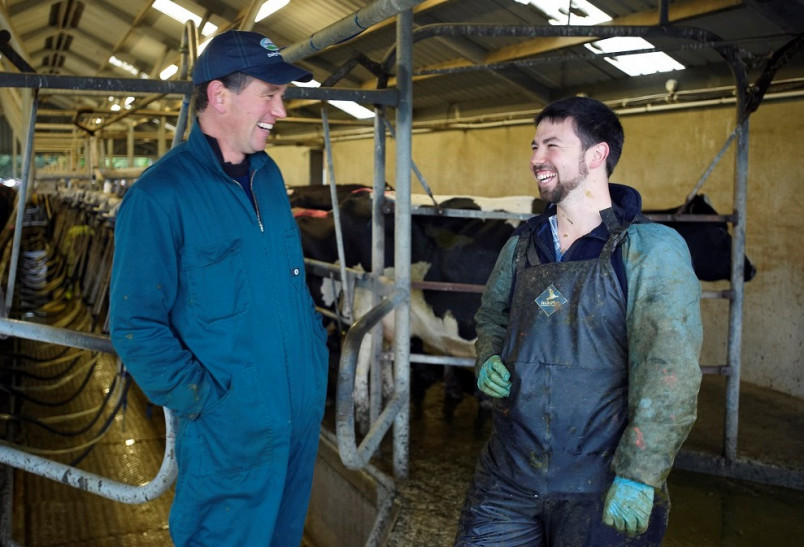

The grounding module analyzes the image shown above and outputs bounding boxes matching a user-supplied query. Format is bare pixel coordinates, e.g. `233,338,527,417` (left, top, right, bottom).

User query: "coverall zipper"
226,167,264,232
250,169,264,232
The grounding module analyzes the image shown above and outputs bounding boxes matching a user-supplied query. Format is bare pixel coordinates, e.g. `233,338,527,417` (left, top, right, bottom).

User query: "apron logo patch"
535,284,567,316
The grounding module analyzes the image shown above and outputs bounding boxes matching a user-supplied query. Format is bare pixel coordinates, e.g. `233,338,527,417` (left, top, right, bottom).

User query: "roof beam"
485,0,743,64
369,0,742,94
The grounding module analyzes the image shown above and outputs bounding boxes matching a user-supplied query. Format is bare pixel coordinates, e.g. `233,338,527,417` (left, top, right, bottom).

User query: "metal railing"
0,318,178,504
336,289,406,469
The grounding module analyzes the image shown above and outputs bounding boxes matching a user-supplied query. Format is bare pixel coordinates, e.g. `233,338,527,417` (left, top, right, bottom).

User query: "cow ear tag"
535,283,567,316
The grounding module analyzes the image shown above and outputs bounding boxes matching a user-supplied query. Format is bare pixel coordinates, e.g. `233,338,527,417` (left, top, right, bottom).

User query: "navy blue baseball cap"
192,30,313,85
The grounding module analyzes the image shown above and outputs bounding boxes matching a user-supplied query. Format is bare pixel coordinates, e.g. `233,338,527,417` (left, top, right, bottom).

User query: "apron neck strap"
600,207,629,258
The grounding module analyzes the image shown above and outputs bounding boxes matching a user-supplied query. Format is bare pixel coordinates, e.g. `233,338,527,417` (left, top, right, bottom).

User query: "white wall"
268,99,804,400
269,145,314,188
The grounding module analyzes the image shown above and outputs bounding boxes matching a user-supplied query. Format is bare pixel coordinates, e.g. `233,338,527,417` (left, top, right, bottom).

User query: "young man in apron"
455,96,703,546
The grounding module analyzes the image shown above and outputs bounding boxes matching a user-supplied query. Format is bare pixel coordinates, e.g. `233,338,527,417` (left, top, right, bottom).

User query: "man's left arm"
613,223,703,487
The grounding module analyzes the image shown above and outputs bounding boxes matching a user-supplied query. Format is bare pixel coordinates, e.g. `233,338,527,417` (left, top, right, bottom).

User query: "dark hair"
193,71,253,112
534,96,624,176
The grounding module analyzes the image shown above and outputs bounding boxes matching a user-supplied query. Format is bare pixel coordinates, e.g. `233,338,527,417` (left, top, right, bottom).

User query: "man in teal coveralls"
110,30,328,546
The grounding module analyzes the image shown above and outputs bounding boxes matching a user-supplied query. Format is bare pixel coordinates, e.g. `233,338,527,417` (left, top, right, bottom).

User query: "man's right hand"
477,355,512,398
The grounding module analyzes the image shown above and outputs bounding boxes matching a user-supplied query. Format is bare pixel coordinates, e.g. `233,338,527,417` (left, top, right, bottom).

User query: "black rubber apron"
489,209,629,495
456,211,670,546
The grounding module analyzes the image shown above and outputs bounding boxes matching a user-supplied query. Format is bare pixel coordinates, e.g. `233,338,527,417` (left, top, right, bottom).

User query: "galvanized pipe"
370,109,388,426
337,289,405,469
172,20,199,148
719,32,751,464
0,409,178,504
3,89,37,314
281,0,427,63
0,72,398,111
392,8,413,480
724,120,748,461
382,117,437,202
321,107,353,321
0,318,115,354
0,72,193,95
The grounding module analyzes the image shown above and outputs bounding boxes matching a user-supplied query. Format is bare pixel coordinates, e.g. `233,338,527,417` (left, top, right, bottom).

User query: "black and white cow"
297,190,532,429
294,186,755,430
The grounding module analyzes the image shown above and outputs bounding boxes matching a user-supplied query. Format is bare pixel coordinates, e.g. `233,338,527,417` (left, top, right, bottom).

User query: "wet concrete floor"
372,373,804,547
6,343,804,546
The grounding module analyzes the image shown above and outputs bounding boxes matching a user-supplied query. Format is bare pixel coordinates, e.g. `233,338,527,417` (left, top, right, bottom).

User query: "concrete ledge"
305,429,398,547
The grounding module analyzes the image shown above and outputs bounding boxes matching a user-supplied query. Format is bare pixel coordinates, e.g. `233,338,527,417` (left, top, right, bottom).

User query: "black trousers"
455,462,670,547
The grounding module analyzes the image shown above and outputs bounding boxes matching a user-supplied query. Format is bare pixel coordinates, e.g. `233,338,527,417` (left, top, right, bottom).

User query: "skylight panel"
327,100,375,120
294,79,376,120
255,0,290,23
585,37,685,76
153,0,218,37
160,64,179,80
109,55,142,77
515,0,612,25
516,2,687,77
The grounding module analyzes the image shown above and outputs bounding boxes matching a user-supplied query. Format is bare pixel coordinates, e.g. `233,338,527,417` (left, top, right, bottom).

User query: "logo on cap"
259,37,281,58
260,38,279,52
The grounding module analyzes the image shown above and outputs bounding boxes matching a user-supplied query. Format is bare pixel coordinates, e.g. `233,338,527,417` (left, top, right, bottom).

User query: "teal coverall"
110,121,328,546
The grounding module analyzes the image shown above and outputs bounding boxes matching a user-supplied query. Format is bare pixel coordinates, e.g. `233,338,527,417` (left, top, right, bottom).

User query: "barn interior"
1,0,804,545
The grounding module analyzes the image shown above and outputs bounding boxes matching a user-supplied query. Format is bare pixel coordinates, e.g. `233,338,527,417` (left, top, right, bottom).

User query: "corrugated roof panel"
2,0,803,141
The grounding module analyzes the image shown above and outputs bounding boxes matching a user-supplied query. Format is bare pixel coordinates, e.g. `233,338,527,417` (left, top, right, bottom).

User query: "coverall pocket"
312,320,330,415
183,237,252,323
183,367,276,477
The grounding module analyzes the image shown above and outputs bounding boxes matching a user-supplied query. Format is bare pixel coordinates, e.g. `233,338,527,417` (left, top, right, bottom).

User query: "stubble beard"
538,158,589,204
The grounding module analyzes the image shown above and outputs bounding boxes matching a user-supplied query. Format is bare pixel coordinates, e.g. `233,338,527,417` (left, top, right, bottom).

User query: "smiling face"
529,117,590,204
215,78,288,163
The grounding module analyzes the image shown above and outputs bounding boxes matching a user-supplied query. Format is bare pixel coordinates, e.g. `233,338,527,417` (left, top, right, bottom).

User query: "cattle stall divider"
0,22,197,546
337,11,800,490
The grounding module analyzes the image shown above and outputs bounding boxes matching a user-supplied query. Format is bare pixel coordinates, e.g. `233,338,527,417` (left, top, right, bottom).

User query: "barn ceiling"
1,0,803,152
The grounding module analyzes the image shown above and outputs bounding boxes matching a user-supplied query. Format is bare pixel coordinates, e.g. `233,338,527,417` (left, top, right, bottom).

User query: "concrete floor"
4,349,804,546
375,373,804,547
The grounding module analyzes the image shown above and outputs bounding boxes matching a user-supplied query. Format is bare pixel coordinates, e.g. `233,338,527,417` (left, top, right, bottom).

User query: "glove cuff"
614,476,653,494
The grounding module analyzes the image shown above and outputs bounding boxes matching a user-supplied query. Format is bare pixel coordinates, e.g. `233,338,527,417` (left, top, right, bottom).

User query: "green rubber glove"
477,355,511,398
602,476,654,536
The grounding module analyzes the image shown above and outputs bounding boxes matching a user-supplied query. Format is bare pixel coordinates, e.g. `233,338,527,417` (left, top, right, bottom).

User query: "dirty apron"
456,211,668,546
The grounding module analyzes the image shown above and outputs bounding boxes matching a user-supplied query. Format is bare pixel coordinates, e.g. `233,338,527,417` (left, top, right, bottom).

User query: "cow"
296,185,755,283
288,183,372,211
644,195,756,282
295,186,756,432
297,190,525,431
